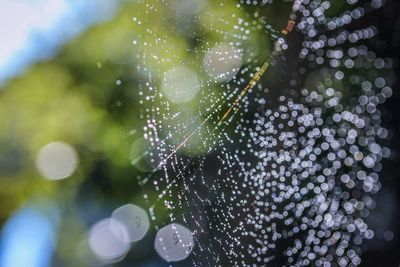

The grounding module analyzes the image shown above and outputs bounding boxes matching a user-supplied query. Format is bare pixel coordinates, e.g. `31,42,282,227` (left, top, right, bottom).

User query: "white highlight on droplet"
36,141,78,180
161,65,200,103
88,218,130,264
154,223,194,262
111,204,150,242
203,44,242,82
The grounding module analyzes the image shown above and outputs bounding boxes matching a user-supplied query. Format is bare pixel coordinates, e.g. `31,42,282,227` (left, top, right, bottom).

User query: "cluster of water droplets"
132,0,394,265
233,72,393,266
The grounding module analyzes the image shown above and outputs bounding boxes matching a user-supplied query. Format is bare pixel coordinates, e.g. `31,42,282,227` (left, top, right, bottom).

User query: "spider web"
133,0,394,266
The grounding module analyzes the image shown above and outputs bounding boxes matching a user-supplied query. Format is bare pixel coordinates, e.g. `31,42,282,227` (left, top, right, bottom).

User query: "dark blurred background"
361,0,400,266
